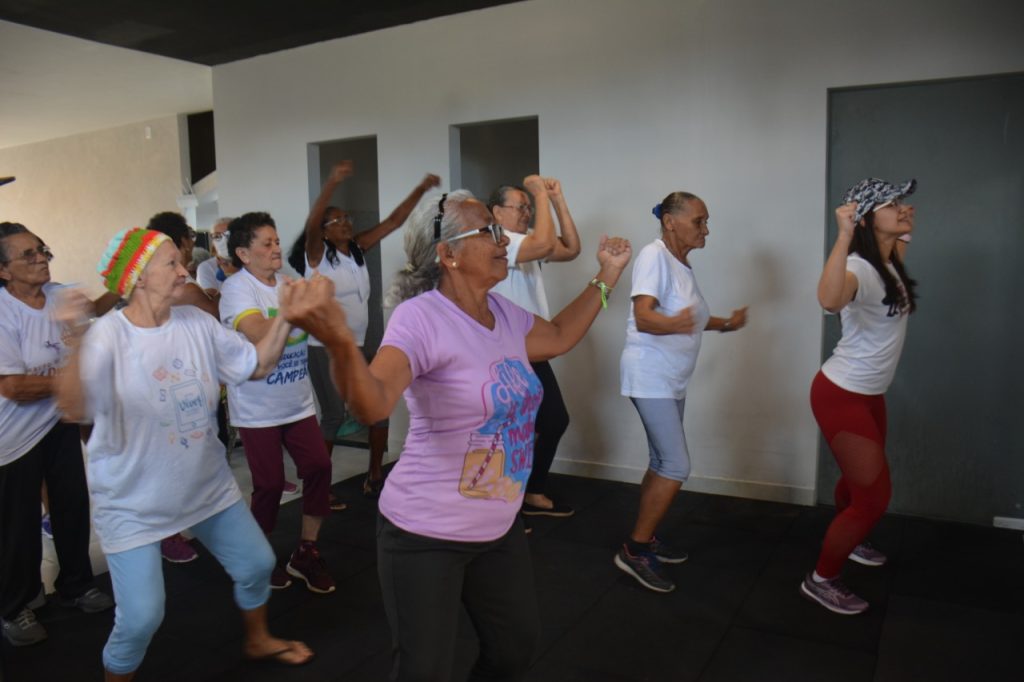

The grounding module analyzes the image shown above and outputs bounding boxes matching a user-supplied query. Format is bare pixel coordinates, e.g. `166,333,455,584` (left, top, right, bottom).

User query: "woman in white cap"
56,227,313,679
800,177,918,615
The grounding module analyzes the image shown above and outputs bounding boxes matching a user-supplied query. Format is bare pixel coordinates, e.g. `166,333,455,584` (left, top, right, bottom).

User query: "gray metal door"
820,73,1024,526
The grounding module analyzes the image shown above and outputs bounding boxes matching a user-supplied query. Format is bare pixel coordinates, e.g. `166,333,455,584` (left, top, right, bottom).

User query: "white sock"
812,571,830,583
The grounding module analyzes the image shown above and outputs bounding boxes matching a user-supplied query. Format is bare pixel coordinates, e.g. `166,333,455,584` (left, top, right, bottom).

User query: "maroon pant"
238,415,331,533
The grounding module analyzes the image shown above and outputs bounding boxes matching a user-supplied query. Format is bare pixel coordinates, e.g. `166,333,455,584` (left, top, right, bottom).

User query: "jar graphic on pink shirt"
459,431,521,502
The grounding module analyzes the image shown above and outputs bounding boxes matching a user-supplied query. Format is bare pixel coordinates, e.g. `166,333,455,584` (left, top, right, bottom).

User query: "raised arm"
354,174,441,252
280,276,410,424
817,203,860,313
510,176,556,264
305,161,354,268
526,236,631,361
52,289,93,422
544,178,581,263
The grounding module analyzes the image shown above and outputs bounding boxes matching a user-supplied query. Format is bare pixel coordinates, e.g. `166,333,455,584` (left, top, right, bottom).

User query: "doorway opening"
307,136,384,350
450,117,538,201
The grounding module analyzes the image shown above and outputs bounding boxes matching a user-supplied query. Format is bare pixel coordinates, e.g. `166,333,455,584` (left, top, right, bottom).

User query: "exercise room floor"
5,464,1023,681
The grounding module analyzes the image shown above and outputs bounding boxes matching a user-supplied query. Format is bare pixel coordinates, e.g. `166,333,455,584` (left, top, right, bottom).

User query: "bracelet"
720,320,733,333
589,278,612,309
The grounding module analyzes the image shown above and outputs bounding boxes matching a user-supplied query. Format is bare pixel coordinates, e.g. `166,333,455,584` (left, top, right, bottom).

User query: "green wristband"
590,278,611,310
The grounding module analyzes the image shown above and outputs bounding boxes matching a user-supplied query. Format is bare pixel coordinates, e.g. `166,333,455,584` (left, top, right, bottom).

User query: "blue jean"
630,397,691,482
102,499,274,674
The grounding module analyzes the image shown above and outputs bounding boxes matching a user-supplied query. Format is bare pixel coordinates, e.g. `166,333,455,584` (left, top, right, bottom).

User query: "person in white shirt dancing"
800,178,918,615
616,192,748,593
56,227,313,679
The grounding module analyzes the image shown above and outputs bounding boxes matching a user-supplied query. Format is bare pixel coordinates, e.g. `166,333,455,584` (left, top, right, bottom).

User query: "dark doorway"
308,136,384,352
821,73,1024,526
450,117,539,201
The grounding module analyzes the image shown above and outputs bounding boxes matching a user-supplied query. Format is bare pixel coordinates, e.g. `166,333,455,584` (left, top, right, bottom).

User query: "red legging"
810,371,892,578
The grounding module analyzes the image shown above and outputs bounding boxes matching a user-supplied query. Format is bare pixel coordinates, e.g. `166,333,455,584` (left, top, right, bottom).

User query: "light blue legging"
102,499,275,675
630,397,691,482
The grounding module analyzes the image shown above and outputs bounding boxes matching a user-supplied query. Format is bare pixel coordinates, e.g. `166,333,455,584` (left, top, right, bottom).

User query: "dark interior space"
0,0,524,65
186,111,216,185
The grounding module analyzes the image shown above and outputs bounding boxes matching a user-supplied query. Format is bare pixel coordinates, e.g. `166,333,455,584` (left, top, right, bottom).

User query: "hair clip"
433,193,448,240
652,204,663,220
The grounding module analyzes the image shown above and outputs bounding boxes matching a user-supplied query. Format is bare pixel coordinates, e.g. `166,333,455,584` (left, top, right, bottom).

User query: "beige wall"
0,117,183,296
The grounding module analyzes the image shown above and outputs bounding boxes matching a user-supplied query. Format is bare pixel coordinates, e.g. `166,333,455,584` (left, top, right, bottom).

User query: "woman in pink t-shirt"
284,189,631,681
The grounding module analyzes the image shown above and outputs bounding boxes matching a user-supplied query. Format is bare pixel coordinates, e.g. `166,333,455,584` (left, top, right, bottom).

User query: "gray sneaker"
1,608,48,647
650,536,689,564
614,545,676,593
849,542,887,567
60,587,114,614
800,573,868,615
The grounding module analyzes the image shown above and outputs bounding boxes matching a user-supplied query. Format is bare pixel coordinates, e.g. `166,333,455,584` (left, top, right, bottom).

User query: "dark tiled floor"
3,474,1022,681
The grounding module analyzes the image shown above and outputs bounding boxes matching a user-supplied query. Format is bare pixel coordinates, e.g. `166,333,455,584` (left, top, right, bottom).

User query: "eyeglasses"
323,215,349,228
433,193,448,240
499,203,532,213
6,245,53,264
445,224,505,245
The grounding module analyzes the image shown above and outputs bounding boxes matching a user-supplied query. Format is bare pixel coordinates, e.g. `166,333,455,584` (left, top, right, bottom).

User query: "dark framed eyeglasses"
433,193,448,240
6,245,54,264
445,224,505,245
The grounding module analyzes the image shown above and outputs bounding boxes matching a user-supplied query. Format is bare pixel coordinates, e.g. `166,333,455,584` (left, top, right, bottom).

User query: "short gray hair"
385,190,476,307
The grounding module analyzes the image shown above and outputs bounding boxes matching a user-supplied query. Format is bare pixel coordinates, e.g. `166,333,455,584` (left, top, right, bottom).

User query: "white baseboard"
550,458,817,506
993,516,1024,531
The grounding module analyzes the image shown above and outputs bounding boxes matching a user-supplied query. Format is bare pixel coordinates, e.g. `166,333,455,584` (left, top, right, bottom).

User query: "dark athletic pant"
377,514,539,682
0,422,95,619
526,360,569,495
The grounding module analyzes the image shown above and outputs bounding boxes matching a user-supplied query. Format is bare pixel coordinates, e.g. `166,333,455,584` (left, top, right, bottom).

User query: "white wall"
212,0,1024,504
0,117,184,296
0,20,212,149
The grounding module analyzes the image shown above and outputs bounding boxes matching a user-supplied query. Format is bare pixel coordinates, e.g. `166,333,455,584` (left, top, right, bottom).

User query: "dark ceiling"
0,0,522,65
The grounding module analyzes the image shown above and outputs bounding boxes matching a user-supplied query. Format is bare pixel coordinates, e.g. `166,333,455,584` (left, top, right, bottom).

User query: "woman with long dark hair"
288,162,439,496
801,177,917,615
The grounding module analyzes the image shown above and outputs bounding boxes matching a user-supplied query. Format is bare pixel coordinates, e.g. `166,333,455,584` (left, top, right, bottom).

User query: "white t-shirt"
620,239,710,399
196,257,225,292
219,268,316,427
821,255,909,395
0,283,65,466
79,306,257,554
490,231,550,319
305,249,370,346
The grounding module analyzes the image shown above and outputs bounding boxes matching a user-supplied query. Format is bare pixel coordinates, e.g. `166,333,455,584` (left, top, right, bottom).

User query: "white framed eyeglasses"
445,224,505,245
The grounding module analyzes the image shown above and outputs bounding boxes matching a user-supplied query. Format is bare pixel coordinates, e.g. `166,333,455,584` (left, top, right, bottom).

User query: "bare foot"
245,638,314,666
524,493,554,509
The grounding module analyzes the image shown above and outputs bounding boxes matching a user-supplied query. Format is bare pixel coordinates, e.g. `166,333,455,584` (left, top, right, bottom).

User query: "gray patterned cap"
842,177,917,224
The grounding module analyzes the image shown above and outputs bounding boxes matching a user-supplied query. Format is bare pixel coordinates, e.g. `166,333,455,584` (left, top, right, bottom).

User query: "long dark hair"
850,213,917,314
287,207,363,276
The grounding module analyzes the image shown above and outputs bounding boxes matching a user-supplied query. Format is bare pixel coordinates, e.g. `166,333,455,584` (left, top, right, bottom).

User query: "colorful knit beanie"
97,228,171,297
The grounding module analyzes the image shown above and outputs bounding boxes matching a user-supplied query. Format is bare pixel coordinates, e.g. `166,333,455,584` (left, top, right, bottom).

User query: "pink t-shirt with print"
378,290,543,542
